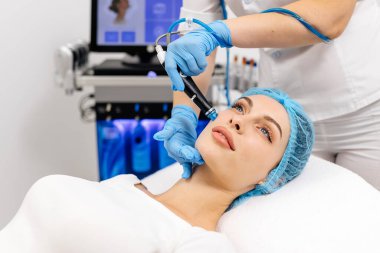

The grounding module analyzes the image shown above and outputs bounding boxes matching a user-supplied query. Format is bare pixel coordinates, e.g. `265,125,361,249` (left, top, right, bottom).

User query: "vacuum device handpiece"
181,74,217,121
155,45,218,121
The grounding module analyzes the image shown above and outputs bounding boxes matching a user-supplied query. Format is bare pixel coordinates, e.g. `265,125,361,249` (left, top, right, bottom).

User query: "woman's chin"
196,142,222,168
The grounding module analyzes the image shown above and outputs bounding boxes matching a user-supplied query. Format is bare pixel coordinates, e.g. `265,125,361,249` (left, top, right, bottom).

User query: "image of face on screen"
109,0,130,24
98,0,182,46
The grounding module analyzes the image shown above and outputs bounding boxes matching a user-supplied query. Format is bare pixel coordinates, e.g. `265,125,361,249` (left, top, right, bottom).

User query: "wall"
0,0,98,229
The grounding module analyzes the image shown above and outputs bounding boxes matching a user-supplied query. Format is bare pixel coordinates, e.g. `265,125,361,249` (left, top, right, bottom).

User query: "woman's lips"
211,126,236,151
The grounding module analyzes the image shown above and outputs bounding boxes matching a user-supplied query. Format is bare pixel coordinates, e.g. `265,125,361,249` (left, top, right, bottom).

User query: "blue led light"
162,103,169,112
96,119,208,180
134,103,140,112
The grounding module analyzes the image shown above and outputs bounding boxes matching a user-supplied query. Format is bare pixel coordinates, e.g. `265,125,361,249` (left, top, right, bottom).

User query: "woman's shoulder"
27,174,144,201
22,175,95,205
21,174,144,220
31,174,140,187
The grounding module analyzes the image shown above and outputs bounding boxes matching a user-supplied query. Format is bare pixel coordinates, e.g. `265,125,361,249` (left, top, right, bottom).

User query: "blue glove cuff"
208,20,233,48
171,105,198,127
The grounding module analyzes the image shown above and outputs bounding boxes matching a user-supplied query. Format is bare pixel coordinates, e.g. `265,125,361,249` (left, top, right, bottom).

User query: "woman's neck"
153,164,238,231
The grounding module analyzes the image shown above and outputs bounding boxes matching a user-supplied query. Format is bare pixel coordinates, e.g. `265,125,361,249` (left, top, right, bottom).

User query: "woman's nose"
229,117,243,133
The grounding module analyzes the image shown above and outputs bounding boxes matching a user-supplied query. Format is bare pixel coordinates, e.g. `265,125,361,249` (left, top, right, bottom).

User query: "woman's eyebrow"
263,115,283,139
240,97,253,108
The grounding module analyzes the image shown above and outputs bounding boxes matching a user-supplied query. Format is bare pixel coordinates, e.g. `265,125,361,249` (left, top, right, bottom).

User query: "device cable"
219,0,231,106
261,8,331,43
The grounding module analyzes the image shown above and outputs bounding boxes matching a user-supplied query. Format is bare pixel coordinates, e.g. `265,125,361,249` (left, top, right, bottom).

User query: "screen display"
96,0,182,46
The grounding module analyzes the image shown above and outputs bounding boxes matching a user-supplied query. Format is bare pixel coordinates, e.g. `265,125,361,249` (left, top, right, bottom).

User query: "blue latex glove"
165,20,232,91
153,105,204,179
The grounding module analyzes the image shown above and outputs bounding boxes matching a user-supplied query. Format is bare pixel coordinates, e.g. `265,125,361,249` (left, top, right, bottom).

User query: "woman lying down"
0,88,314,253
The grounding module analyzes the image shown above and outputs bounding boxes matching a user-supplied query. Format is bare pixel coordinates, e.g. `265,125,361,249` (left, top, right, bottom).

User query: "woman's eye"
231,103,244,113
260,127,272,143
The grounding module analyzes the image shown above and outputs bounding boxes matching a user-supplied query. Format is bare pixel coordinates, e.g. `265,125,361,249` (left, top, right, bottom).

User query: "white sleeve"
174,229,236,253
181,0,223,22
180,0,223,28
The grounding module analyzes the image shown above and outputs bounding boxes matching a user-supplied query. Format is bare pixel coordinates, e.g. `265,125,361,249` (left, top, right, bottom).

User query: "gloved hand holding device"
155,20,231,178
165,20,232,91
153,105,204,179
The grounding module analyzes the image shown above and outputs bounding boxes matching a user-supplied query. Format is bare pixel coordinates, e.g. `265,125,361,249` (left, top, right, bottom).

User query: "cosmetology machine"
55,0,230,180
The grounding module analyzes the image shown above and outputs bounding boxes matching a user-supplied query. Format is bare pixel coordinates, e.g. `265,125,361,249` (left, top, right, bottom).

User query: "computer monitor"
90,0,183,63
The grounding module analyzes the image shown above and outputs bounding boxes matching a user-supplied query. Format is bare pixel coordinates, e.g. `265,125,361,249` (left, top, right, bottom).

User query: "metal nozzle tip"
208,111,218,121
155,45,163,54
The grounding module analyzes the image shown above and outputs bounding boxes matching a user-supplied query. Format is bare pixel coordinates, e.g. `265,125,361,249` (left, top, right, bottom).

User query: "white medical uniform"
0,175,236,253
180,0,380,189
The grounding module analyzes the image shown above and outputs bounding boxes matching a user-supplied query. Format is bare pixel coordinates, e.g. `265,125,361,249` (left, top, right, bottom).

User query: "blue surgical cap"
230,88,315,209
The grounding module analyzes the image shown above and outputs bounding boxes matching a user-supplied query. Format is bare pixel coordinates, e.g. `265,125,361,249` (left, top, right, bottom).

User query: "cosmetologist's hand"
153,105,204,179
165,20,232,91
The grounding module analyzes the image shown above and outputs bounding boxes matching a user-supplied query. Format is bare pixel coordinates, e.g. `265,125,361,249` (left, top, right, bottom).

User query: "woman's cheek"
238,138,264,163
195,131,209,156
195,131,220,164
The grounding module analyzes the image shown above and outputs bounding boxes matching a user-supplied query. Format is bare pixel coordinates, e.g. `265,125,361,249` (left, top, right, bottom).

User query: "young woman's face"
196,95,291,194
118,0,130,12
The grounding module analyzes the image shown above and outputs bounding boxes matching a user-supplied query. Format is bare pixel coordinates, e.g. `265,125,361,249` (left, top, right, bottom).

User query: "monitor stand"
121,52,160,66
92,53,166,76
